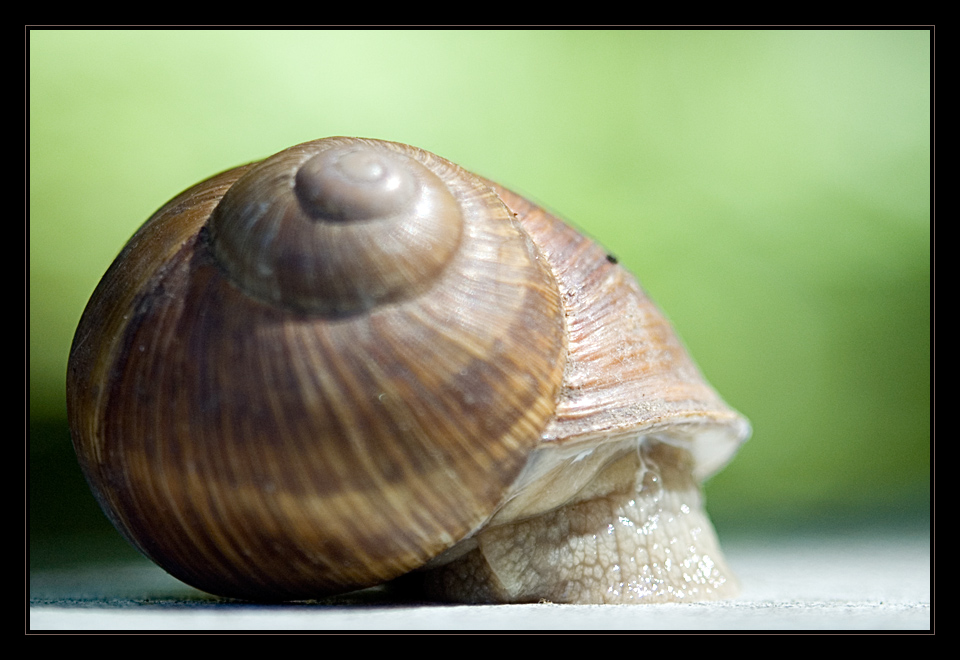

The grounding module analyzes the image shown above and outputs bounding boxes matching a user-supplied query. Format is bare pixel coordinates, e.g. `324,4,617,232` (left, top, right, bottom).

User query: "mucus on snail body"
67,136,750,603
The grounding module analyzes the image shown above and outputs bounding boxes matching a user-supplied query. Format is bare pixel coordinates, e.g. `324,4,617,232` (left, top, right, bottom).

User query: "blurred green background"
29,29,930,568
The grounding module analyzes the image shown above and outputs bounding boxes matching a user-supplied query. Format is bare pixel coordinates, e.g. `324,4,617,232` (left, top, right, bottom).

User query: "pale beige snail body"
67,137,750,603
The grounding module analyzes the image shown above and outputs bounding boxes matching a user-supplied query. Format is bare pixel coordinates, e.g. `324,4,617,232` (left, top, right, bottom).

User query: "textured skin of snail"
67,137,750,603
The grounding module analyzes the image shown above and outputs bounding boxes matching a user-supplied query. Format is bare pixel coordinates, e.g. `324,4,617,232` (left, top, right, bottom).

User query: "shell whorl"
208,138,465,315
66,136,751,603
67,137,570,599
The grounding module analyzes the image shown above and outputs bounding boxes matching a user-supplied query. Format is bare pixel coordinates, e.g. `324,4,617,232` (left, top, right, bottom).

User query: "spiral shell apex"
208,138,467,316
67,137,750,604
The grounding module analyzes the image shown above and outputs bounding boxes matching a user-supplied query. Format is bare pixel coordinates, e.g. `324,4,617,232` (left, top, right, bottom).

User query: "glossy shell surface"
67,137,749,602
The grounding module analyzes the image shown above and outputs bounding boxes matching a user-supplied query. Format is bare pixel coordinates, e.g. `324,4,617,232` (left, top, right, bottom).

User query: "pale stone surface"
30,524,930,630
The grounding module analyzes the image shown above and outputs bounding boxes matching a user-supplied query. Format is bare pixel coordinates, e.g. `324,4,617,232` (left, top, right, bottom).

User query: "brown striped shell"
67,137,750,603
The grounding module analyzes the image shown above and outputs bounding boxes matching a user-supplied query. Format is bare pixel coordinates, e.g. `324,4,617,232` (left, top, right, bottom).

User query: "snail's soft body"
67,137,749,603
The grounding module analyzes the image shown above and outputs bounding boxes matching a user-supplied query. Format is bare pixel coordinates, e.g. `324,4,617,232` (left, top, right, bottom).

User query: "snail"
66,137,750,604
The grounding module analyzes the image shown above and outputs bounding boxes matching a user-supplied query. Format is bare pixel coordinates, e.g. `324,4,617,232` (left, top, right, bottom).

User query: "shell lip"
542,410,750,477
486,410,750,528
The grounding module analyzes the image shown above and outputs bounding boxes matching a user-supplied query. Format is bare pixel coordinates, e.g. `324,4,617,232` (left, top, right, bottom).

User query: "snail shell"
67,137,750,603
